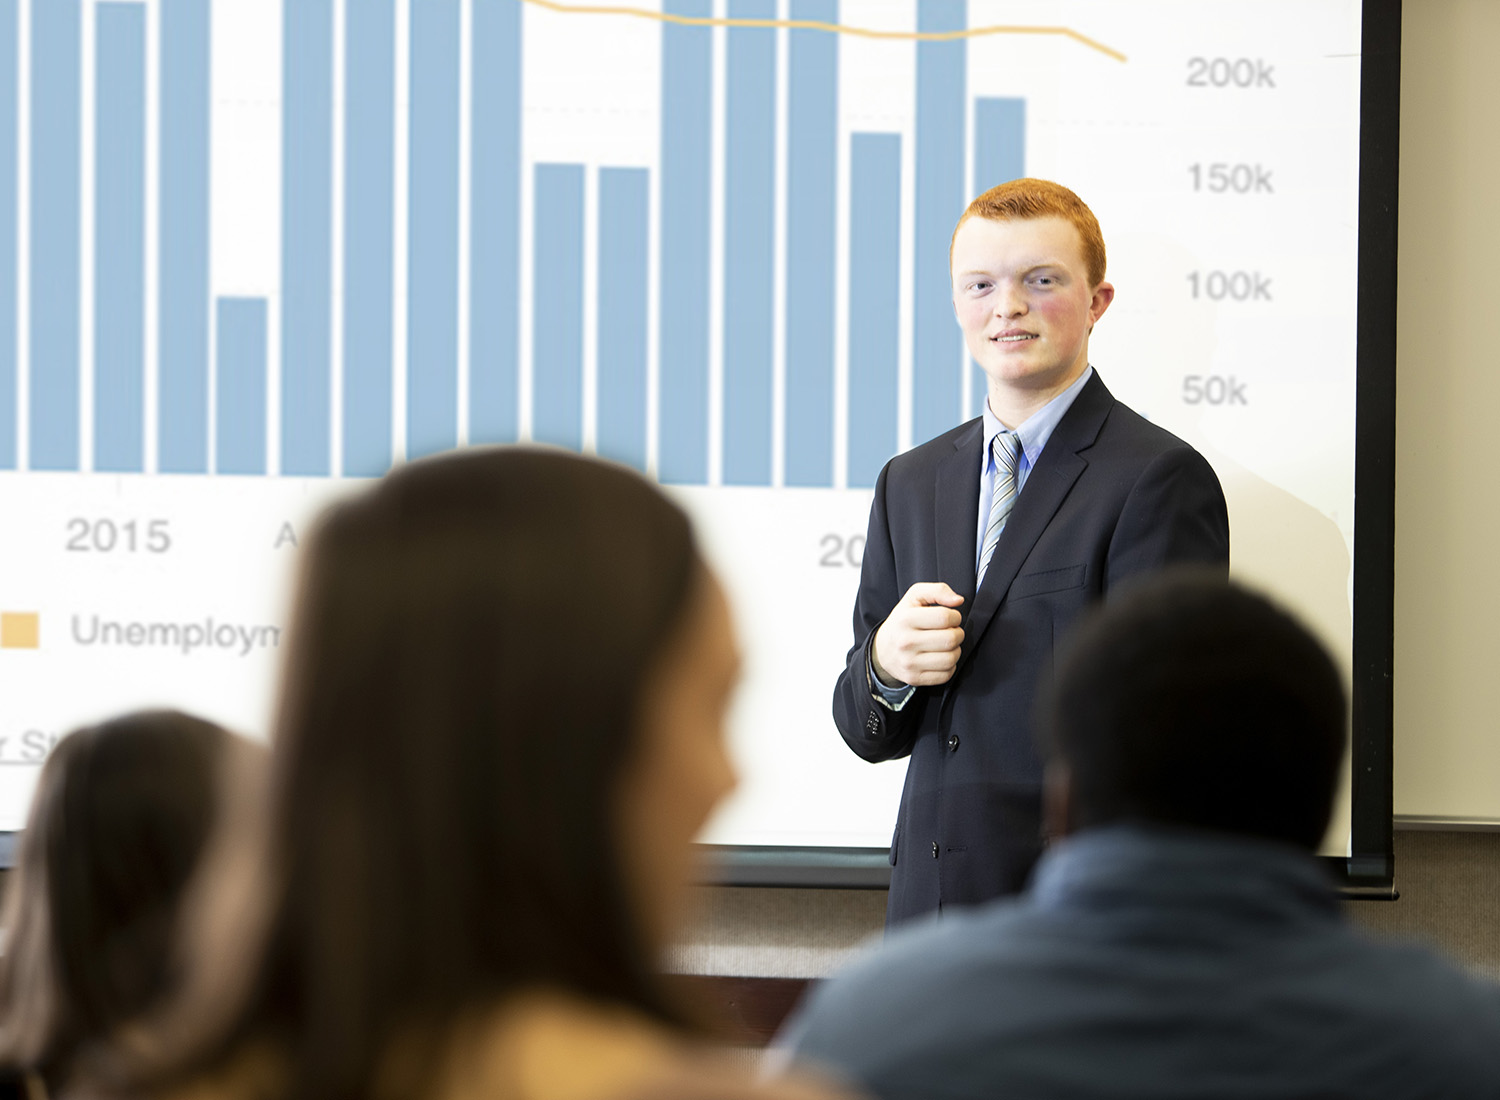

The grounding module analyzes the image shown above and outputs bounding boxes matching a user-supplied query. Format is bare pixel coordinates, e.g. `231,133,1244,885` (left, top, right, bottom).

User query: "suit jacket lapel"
934,419,983,608
957,373,1115,670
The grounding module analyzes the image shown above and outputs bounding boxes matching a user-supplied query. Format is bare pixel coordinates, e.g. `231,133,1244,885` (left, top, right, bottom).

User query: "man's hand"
871,582,966,688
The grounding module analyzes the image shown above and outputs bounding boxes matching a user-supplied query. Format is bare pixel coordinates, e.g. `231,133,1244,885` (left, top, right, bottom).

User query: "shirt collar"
981,365,1094,469
1028,822,1342,924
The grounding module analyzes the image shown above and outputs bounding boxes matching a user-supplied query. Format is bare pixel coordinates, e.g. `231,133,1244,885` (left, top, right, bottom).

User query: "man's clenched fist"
871,582,966,688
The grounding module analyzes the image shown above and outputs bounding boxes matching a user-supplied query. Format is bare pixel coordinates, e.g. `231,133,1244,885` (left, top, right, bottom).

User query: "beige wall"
1394,0,1500,822
676,0,1500,979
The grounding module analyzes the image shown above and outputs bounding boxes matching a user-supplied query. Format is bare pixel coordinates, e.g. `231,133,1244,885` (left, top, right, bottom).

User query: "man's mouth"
991,333,1037,343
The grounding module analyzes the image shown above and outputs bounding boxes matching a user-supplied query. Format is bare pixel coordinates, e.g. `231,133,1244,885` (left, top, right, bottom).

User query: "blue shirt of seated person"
777,572,1500,1100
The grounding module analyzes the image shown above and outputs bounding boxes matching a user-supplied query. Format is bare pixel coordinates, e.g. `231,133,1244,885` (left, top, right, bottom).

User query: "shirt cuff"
868,651,916,711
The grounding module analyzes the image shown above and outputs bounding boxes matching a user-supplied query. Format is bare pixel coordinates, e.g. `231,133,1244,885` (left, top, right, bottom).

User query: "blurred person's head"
1040,570,1345,850
159,448,740,1100
0,711,242,1089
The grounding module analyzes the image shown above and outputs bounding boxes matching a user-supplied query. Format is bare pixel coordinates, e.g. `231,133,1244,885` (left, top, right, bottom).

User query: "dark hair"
157,447,703,1100
0,710,237,1090
1041,569,1346,849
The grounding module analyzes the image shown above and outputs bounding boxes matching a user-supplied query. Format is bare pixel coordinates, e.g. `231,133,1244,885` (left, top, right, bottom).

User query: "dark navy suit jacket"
833,372,1230,923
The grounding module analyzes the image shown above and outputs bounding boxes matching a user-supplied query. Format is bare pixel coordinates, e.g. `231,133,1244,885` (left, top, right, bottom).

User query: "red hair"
951,178,1107,287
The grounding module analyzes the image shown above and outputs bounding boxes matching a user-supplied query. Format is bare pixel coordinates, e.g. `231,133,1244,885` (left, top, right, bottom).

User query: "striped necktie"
977,430,1021,587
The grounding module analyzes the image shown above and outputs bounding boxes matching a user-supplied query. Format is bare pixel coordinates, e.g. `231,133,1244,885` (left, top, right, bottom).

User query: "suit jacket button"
946,734,960,752
931,841,939,859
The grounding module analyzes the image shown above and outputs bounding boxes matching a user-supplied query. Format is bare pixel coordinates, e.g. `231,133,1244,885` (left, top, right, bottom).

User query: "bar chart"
0,0,1047,490
0,0,1366,846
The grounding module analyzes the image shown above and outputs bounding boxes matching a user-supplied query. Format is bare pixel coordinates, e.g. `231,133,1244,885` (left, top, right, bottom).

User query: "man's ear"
1086,280,1116,335
1043,760,1075,842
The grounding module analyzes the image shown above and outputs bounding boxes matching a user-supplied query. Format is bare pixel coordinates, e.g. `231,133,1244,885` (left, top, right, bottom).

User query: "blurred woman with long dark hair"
128,449,852,1100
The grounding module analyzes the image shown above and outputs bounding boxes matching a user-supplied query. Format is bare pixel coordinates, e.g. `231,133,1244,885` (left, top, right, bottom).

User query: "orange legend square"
0,613,40,649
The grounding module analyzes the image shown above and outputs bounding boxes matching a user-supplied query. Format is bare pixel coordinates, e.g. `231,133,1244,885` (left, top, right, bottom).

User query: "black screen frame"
704,0,1402,895
0,4,1401,894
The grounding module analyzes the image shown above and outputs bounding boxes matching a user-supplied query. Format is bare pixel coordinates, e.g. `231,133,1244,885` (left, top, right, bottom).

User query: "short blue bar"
722,0,776,486
597,167,649,472
29,0,80,470
407,0,461,460
94,4,145,474
971,97,1025,418
158,0,209,473
0,0,14,469
658,0,712,484
216,298,267,476
848,134,902,489
343,0,395,477
784,0,837,488
912,0,966,446
470,0,522,445
532,164,584,451
281,0,332,475
973,96,1025,195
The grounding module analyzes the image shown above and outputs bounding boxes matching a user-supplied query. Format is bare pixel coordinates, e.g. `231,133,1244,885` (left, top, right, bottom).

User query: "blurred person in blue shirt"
779,569,1500,1100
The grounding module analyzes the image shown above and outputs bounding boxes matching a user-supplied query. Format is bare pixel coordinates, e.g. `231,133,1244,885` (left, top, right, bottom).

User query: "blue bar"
470,0,521,445
912,0,966,445
532,164,584,451
281,0,332,475
159,0,209,472
658,0,711,484
597,167,649,471
216,298,267,475
94,4,145,473
407,0,460,460
848,135,901,489
722,0,776,486
29,0,80,470
0,0,18,469
973,96,1025,195
972,97,1025,418
343,0,394,476
784,0,837,487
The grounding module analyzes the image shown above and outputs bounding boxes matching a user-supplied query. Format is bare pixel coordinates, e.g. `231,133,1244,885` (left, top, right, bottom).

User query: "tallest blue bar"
159,0,210,473
784,0,837,488
95,3,146,474
29,0,80,470
659,0,712,484
407,0,461,460
343,0,395,477
281,0,333,476
912,0,966,446
722,0,776,486
0,0,15,469
470,0,522,445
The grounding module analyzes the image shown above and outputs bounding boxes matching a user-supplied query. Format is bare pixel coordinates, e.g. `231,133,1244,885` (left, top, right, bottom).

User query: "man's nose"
993,285,1027,318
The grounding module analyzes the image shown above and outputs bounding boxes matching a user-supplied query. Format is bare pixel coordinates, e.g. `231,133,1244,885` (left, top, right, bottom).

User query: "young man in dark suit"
833,179,1230,924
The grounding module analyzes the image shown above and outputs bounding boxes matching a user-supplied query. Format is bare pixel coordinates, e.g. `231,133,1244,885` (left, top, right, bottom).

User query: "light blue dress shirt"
870,366,1094,707
974,365,1093,573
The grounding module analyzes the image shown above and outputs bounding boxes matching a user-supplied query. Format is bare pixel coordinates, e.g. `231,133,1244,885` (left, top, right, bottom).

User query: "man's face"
951,214,1114,407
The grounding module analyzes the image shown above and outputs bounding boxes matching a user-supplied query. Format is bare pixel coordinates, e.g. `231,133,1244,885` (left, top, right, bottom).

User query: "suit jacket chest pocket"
1008,563,1087,601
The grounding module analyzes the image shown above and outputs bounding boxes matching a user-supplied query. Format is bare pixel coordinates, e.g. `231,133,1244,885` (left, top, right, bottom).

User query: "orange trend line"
520,0,1128,62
